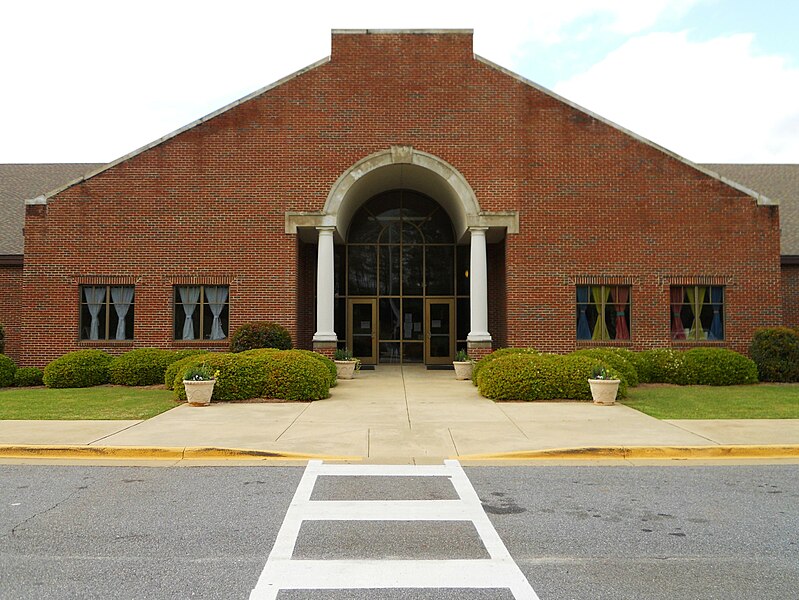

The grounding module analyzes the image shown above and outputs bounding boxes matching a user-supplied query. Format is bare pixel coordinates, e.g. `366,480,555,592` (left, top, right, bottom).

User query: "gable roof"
702,164,799,256
0,163,103,256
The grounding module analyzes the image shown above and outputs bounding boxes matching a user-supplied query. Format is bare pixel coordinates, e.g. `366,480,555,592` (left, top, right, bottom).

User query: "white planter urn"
588,379,620,405
453,361,473,380
334,360,357,380
184,379,216,406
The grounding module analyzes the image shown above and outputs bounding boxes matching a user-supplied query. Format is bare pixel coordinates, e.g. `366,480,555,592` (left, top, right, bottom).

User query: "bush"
293,349,338,388
172,353,268,402
43,350,113,388
472,348,539,386
0,354,16,387
750,327,799,382
108,348,178,386
571,348,639,387
14,366,43,387
229,321,292,352
260,350,331,401
478,352,626,401
165,353,214,389
635,349,684,383
676,348,758,386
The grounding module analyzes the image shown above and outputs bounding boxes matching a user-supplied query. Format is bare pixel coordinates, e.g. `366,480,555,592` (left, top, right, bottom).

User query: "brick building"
1,30,794,368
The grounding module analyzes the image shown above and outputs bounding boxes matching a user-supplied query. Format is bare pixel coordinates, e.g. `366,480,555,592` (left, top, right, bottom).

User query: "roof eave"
474,55,779,208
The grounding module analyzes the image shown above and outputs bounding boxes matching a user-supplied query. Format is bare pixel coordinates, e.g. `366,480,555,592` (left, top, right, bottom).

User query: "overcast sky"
2,0,797,164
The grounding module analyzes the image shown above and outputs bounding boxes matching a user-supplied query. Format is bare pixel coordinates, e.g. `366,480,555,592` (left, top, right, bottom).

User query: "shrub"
293,349,338,388
260,350,331,401
750,327,799,382
14,366,44,387
43,350,112,388
478,352,626,401
172,353,268,402
635,349,684,383
571,348,639,387
676,348,758,386
229,321,292,352
165,353,214,389
108,348,178,386
472,347,539,386
0,354,16,387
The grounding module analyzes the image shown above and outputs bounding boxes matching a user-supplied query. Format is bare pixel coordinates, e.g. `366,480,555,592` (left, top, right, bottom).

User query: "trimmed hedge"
165,353,213,390
172,353,268,402
675,348,758,386
293,349,338,388
478,352,626,401
14,366,44,387
0,354,16,387
571,348,639,387
43,350,113,388
230,321,292,352
260,350,331,401
109,348,177,386
750,327,799,382
634,349,684,383
472,348,539,386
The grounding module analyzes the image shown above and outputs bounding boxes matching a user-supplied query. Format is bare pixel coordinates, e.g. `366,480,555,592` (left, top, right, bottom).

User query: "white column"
313,226,338,342
467,227,492,342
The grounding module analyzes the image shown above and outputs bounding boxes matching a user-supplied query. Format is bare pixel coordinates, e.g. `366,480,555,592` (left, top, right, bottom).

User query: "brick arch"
323,146,481,241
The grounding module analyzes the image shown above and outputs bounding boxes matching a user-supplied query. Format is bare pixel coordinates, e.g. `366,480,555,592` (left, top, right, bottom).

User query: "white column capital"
469,226,489,233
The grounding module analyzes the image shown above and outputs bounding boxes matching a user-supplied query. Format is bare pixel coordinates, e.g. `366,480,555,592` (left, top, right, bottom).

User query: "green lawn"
622,383,799,419
0,386,179,420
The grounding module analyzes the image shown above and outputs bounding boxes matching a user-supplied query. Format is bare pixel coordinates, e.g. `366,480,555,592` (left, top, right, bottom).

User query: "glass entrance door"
347,299,377,365
425,299,455,365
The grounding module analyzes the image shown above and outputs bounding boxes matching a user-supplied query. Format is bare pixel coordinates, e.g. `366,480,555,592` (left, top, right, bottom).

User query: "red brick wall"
0,264,23,363
20,31,782,365
783,264,799,329
487,241,507,349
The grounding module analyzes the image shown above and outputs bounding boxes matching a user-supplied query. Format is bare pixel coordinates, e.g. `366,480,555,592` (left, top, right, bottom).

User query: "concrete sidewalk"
1,365,798,463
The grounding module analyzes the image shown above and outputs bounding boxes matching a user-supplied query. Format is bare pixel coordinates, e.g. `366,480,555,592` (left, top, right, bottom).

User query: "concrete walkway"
1,365,798,463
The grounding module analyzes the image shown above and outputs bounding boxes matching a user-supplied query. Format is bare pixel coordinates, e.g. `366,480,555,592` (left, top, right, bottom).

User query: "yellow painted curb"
0,445,359,462
458,445,799,461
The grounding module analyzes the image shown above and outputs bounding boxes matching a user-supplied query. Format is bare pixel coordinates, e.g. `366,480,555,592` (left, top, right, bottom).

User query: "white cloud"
553,31,799,162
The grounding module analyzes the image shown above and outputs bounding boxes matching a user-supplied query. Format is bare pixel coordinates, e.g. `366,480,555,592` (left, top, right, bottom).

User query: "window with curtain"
174,285,229,340
576,285,631,341
670,285,724,341
79,285,135,340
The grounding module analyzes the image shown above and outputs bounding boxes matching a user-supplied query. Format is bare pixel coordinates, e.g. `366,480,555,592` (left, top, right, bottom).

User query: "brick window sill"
78,340,135,347
172,340,229,348
575,340,633,348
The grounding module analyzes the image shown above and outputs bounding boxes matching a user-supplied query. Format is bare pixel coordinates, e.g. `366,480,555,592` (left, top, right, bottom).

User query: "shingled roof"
703,164,799,256
0,163,103,256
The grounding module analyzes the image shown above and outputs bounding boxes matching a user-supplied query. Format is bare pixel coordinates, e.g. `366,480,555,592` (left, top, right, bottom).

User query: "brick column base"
467,340,493,361
313,340,338,358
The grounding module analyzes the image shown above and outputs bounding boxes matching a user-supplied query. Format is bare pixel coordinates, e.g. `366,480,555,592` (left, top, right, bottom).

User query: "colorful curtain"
110,286,134,340
84,286,106,340
576,286,591,340
612,287,629,340
687,286,707,339
670,287,685,340
591,286,611,340
205,286,228,340
178,286,200,340
709,287,723,340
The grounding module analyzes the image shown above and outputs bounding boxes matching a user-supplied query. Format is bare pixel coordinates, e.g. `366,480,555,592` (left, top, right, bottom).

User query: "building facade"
5,30,787,367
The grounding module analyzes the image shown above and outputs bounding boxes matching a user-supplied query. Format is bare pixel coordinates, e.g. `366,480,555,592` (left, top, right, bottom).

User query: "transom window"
576,285,631,341
174,285,229,341
670,285,724,341
80,285,135,341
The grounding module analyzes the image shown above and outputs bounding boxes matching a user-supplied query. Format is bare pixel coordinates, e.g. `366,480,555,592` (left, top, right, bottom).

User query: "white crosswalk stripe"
250,459,540,599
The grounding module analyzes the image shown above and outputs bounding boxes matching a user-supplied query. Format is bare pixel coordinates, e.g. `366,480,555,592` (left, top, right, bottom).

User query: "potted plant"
588,365,620,405
453,349,473,380
182,364,219,406
333,348,360,379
